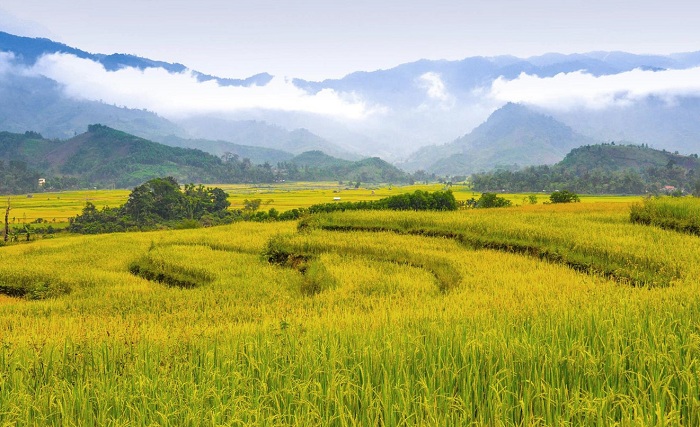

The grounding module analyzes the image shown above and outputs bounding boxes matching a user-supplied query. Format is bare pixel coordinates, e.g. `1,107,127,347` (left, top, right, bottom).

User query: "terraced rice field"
0,194,698,425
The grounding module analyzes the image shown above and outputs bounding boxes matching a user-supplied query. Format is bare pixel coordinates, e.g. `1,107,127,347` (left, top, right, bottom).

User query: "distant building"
38,178,46,186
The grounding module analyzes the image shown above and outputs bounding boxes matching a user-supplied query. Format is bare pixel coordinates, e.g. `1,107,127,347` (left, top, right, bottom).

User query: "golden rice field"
6,182,436,226
2,189,700,425
5,181,634,227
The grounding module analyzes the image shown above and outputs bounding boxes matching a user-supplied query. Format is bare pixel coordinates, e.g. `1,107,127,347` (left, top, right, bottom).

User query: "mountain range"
2,30,700,177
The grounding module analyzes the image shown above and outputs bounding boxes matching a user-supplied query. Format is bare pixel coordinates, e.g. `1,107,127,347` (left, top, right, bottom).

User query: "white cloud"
419,72,449,101
21,53,376,120
417,71,455,110
0,52,17,75
487,67,700,110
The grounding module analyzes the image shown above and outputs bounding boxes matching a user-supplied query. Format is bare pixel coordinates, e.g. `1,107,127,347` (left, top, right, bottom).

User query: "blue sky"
1,0,698,80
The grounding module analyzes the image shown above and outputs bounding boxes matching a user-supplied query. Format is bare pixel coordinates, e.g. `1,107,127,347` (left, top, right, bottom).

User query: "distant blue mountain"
0,31,272,87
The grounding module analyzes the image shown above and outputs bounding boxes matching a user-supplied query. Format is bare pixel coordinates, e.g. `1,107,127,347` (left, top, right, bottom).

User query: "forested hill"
0,125,276,191
278,150,409,183
472,143,700,194
0,126,411,194
558,143,700,172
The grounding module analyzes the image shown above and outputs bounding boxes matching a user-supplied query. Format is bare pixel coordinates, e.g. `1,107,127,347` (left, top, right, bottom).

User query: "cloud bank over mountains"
1,52,375,120
6,46,700,129
4,29,700,161
487,67,700,111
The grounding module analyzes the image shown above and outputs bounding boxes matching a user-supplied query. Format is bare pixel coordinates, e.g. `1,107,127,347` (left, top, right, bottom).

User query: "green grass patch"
129,252,216,289
630,196,700,236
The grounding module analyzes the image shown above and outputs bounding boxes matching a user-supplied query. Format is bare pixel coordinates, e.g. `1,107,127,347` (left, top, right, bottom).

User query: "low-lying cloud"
9,53,375,120
417,72,455,110
0,52,16,75
488,67,700,110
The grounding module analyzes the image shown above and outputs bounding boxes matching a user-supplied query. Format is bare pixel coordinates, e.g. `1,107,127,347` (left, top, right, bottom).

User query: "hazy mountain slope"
551,97,700,155
175,116,360,160
289,150,352,168
0,73,184,140
280,151,409,183
289,52,700,158
159,135,294,164
403,103,596,175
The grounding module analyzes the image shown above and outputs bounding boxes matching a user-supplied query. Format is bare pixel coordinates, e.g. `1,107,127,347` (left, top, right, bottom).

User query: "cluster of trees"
466,193,512,208
549,190,580,203
68,177,233,234
305,190,458,214
220,153,276,183
0,160,40,194
471,165,700,195
238,190,458,222
462,190,579,209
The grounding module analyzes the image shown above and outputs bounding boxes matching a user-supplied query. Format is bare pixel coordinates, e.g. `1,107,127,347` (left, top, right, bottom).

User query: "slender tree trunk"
4,198,10,243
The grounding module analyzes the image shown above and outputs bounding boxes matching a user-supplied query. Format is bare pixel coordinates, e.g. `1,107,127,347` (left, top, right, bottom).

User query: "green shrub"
475,193,512,208
550,190,580,203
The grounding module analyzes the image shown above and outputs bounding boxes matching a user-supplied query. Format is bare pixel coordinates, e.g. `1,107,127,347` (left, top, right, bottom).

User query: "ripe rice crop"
304,203,682,287
0,200,698,425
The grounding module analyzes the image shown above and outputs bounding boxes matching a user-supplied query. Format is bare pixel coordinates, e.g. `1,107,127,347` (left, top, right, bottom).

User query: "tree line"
472,164,700,195
68,179,459,234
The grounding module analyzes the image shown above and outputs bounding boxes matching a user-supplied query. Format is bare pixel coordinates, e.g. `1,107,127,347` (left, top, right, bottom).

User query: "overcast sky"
1,1,699,80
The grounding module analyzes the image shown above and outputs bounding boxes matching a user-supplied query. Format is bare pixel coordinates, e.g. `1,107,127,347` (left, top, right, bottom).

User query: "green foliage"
550,190,580,203
630,197,700,236
129,256,214,289
0,159,40,194
305,190,458,214
475,193,512,208
472,143,700,194
243,198,262,212
69,177,232,233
